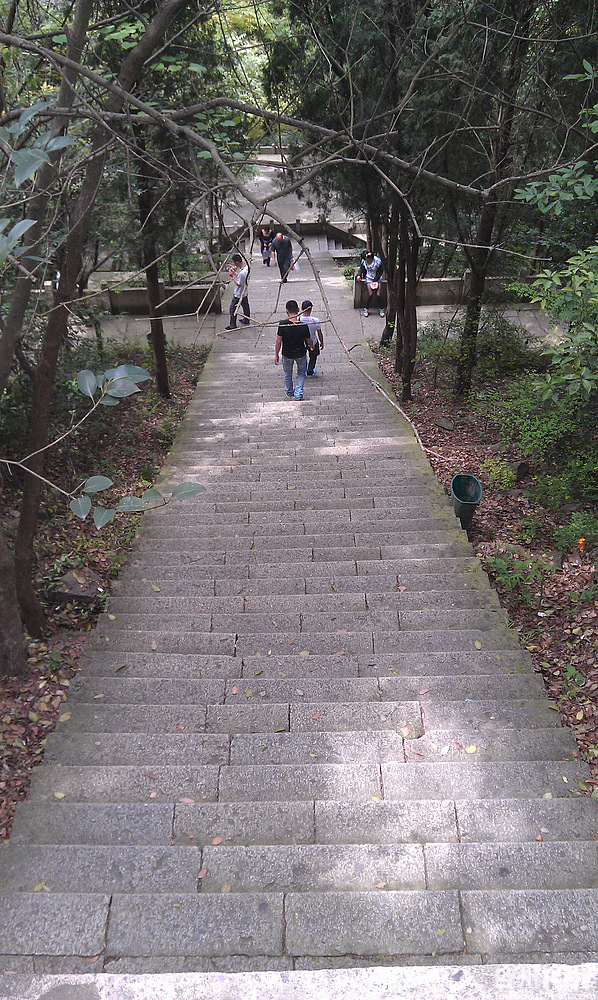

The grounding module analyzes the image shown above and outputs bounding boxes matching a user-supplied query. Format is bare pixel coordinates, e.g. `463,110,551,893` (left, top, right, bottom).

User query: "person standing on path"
272,232,293,282
259,226,273,265
357,250,385,317
300,299,324,376
274,299,313,400
225,253,250,330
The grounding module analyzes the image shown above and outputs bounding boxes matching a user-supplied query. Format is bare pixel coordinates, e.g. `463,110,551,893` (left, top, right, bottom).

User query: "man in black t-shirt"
274,299,313,400
272,232,293,282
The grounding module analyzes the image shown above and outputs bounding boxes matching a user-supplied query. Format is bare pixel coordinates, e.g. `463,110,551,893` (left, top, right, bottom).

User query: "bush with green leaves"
529,455,598,509
479,458,516,490
496,377,590,462
483,549,556,609
554,512,598,553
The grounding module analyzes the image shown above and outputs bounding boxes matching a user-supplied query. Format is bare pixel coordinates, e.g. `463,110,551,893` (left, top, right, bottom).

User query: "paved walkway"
1,243,598,998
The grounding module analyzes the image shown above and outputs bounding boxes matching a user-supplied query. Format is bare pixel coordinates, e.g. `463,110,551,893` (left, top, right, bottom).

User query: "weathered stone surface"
230,731,404,765
315,800,458,844
173,802,314,846
285,890,464,955
382,761,588,800
291,702,422,735
0,894,109,955
27,765,219,803
456,798,598,842
106,894,284,957
462,889,598,953
219,764,381,801
9,802,173,845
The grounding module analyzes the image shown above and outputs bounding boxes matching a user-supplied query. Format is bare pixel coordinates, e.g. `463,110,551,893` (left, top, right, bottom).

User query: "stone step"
132,528,465,551
27,765,220,803
86,632,236,655
9,802,175,846
236,629,519,658
77,652,240,679
380,760,589,801
68,676,227,704
58,702,289,734
105,589,501,615
196,841,598,894
421,698,559,730
44,733,230,767
128,541,472,567
0,845,202,894
403,729,576,761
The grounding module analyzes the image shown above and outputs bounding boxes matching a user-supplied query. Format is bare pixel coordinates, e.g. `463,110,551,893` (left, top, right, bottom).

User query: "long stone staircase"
2,243,598,998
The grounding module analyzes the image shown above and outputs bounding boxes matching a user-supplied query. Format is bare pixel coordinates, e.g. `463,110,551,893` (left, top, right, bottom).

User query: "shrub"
479,458,516,490
554,512,598,553
483,549,556,608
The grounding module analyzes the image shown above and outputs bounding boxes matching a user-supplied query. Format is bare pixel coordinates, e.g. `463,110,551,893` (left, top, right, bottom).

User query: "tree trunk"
0,0,95,398
400,212,419,402
11,0,190,635
138,142,171,399
0,530,27,677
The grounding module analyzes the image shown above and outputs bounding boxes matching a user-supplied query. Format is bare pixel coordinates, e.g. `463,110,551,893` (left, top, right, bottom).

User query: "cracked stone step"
0,846,202,894
461,889,598,954
61,702,290,734
381,760,589,800
421,699,560,729
173,801,315,846
284,890,463,956
27,765,219,803
43,733,230,767
456,797,598,842
77,653,239,679
219,763,381,801
105,893,284,958
405,728,578,762
9,802,175,846
425,842,598,890
0,893,110,957
68,677,226,704
229,731,405,764
199,843,426,893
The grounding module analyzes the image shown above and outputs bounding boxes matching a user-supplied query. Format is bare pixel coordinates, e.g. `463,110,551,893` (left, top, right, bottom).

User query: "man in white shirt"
300,300,324,375
225,253,250,329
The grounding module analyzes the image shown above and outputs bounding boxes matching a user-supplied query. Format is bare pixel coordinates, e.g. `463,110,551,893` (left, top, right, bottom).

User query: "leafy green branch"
1,363,204,529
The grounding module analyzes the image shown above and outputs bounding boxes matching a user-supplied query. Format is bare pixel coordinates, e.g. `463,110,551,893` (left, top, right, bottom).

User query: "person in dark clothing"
272,232,293,282
357,250,385,316
259,226,273,265
274,299,313,400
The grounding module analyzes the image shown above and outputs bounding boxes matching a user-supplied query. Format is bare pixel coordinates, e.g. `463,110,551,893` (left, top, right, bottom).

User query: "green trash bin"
450,473,483,530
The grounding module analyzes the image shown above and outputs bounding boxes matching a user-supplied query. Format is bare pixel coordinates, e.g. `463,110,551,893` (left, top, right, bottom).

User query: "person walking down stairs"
225,253,250,330
274,298,313,400
300,299,324,376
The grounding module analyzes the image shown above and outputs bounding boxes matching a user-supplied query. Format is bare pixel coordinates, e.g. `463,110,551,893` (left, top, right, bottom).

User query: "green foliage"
515,161,598,217
561,664,586,699
516,512,551,546
479,458,516,490
491,377,586,461
483,549,556,609
529,455,598,509
554,512,598,553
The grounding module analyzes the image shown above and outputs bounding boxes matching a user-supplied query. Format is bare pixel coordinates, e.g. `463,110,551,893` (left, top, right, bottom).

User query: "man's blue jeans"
282,354,307,398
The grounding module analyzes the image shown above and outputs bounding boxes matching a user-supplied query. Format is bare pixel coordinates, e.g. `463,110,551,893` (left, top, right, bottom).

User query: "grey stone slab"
235,632,374,657
405,729,577,762
248,561,360,580
106,596,245,614
9,802,173,846
200,843,425,892
372,629,519,654
102,956,294,973
361,650,532,677
399,609,507,632
216,578,307,596
0,893,109,955
0,846,201,893
55,704,209,733
173,801,314,846
230,731,404,765
43,733,229,766
211,612,302,633
68,677,226,705
382,761,588,800
457,798,598,843
394,572,494,591
205,704,289,733
0,956,34,972
106,893,284,956
293,955,483,969
300,611,399,631
87,631,235,655
306,574,398,594
291,702,422,735
426,843,598,890
358,557,480,576
95,613,213,632
462,889,598,953
219,764,381,801
27,765,219,803
367,590,501,611
241,653,360,678
422,700,561,731
285,890,464,956
77,653,238,679
315,800,458,844
379,674,545,700
244,594,367,614
112,577,218,597
225,677,379,702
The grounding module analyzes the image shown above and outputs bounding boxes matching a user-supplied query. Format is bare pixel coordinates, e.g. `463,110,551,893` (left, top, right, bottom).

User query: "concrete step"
44,732,230,767
27,764,220,802
0,845,202,893
77,652,239,678
68,676,226,704
403,729,576,761
421,698,560,730
9,802,175,845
